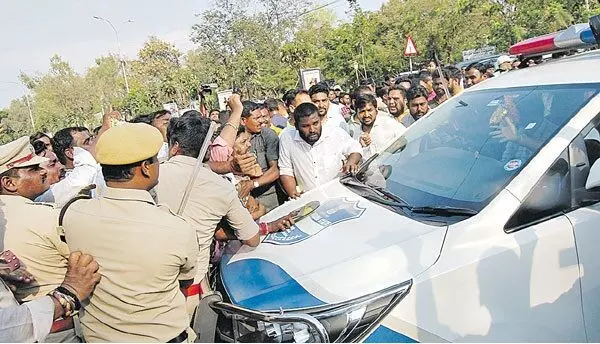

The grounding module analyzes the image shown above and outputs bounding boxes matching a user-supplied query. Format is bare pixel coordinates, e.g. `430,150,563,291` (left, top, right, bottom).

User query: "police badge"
263,198,366,245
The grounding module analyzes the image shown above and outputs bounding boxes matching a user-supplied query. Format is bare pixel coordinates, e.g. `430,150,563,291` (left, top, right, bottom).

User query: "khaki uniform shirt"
63,187,198,342
155,155,258,280
0,195,68,302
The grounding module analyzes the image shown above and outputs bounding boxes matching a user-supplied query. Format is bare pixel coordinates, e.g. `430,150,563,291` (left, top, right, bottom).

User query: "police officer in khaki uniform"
155,115,295,316
0,136,80,342
155,116,259,309
62,123,199,342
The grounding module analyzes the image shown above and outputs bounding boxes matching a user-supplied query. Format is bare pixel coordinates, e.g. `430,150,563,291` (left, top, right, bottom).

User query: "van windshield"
358,84,599,213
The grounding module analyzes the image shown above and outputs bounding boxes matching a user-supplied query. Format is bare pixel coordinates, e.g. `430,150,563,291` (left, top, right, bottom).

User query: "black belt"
168,330,188,343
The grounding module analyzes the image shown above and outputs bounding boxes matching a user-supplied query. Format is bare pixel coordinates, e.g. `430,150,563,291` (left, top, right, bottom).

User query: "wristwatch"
253,181,260,189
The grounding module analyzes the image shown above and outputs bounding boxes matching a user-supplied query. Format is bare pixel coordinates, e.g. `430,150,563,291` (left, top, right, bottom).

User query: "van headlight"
212,280,412,343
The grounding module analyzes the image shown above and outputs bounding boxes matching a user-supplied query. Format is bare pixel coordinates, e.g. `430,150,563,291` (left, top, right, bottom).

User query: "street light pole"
93,16,130,94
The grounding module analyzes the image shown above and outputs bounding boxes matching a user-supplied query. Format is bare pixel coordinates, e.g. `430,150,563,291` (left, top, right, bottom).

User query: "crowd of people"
0,54,523,342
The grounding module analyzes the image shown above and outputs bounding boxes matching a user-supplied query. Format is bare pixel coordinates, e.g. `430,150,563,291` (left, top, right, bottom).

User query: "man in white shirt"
36,147,104,205
279,103,362,198
39,127,104,206
351,93,406,159
308,83,349,133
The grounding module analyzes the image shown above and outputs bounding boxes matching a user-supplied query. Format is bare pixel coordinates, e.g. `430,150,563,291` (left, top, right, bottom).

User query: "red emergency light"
509,32,558,56
509,18,600,57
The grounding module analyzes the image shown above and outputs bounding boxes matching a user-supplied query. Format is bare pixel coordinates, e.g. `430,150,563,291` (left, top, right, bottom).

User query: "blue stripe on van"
221,257,325,311
364,325,418,343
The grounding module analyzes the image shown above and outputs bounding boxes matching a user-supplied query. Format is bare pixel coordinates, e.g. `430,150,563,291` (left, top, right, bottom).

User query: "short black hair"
242,101,261,118
102,157,154,182
388,85,407,98
406,86,429,103
209,109,220,114
0,168,19,187
294,102,319,127
395,77,412,86
182,110,202,118
283,89,299,108
167,116,211,159
359,77,374,86
264,98,280,112
355,93,378,111
32,140,47,155
352,85,374,100
418,71,432,81
52,127,88,165
308,82,330,97
433,66,462,81
339,92,350,98
29,132,50,146
466,62,487,74
375,86,389,99
130,115,153,125
150,109,171,120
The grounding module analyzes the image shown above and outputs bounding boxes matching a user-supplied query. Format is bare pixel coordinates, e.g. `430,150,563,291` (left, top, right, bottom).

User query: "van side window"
505,149,571,233
572,125,600,207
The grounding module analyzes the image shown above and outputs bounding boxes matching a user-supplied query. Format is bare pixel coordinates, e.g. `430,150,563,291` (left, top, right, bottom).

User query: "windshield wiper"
409,206,479,217
340,176,479,219
340,176,411,210
357,153,380,176
341,153,380,181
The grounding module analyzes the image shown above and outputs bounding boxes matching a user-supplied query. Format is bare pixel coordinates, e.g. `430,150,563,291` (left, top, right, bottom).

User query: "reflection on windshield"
358,84,600,212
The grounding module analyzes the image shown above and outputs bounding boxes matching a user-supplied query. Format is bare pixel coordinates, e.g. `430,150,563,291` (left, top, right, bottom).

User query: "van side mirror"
586,159,600,190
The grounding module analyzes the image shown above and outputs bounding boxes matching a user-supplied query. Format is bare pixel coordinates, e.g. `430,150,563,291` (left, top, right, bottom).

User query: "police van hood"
220,179,446,312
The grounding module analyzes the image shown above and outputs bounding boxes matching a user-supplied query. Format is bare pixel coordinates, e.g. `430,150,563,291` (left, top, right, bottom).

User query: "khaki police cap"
0,136,48,175
95,123,164,165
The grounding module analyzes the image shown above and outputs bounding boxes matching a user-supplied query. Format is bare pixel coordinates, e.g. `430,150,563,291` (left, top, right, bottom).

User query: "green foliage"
1,0,596,141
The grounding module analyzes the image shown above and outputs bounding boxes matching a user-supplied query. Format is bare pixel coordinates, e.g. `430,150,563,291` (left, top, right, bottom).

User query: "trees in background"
1,0,598,142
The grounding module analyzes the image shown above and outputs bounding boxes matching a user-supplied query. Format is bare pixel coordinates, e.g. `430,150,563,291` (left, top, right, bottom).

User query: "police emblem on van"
263,198,366,245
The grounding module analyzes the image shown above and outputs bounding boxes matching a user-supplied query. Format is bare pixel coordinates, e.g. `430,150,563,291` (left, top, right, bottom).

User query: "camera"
201,83,219,94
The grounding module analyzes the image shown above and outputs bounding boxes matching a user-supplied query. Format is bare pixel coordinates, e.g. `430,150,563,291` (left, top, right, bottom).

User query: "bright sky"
0,0,386,108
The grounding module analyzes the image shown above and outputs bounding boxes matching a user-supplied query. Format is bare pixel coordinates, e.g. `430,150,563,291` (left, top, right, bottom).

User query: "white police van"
208,18,600,342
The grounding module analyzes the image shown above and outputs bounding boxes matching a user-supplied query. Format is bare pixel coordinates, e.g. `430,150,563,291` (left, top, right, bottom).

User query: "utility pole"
93,16,130,94
24,94,34,130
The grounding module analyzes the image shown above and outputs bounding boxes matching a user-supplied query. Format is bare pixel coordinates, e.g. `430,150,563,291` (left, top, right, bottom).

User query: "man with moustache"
432,66,464,106
352,94,405,159
406,86,431,122
308,82,348,132
0,136,76,342
387,86,414,127
279,103,362,198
